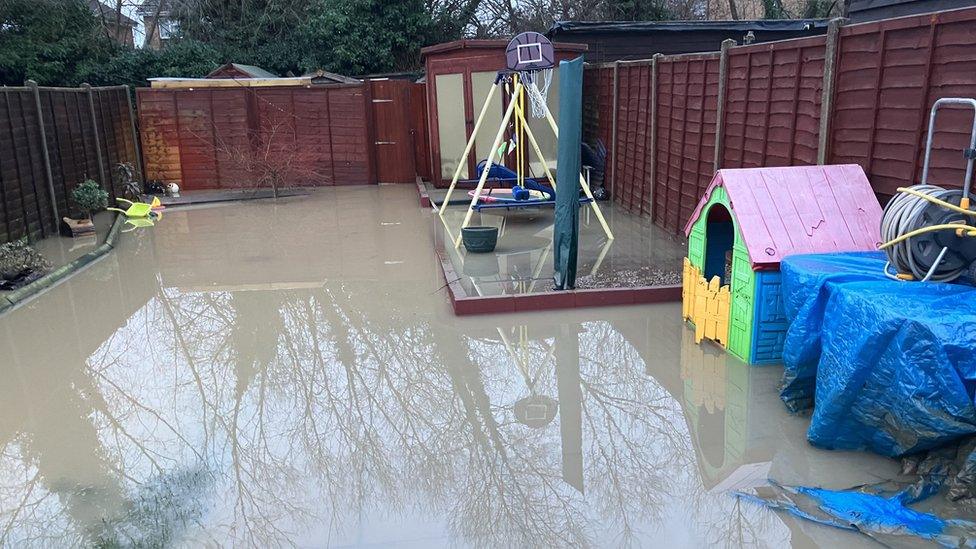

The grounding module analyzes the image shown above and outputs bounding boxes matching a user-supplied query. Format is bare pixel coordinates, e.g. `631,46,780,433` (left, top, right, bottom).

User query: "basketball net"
519,68,552,119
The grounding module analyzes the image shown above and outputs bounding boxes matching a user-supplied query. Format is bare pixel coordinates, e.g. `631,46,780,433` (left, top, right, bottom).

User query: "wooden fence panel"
582,65,615,192
828,8,976,201
654,54,720,235
137,89,183,186
613,62,654,214
93,87,138,197
722,36,826,169
42,90,91,216
325,86,371,185
138,85,373,190
0,85,136,244
581,7,976,237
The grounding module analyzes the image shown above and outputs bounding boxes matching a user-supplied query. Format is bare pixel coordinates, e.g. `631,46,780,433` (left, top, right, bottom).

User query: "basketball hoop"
506,32,555,118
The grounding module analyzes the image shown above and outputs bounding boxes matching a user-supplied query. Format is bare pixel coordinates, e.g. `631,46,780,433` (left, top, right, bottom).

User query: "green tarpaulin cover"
552,56,584,290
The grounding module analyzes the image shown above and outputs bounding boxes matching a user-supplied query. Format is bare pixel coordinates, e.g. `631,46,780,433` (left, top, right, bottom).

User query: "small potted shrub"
0,239,52,291
64,179,109,236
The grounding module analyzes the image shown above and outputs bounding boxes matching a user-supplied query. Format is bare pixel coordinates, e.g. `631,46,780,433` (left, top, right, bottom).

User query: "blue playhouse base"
751,270,787,365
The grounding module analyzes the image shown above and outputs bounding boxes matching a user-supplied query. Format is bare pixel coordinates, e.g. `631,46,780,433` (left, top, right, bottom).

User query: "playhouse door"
726,245,755,362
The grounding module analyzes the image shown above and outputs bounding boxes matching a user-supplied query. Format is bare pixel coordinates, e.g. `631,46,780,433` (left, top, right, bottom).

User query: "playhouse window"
704,204,734,285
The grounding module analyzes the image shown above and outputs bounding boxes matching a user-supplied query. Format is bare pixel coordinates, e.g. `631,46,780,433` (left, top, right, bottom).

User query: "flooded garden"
0,186,915,547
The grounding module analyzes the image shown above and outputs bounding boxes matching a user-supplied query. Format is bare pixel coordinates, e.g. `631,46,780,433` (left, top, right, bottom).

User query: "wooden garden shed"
421,39,587,187
681,165,883,364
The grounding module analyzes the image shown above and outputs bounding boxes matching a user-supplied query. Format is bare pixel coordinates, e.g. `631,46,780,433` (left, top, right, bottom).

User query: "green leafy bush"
0,239,51,287
71,179,109,219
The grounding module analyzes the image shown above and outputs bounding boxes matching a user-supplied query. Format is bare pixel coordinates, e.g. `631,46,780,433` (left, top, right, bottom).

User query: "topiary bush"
0,239,52,290
71,179,109,219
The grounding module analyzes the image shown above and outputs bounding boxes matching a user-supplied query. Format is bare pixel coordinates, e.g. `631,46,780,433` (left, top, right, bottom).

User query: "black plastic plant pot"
461,226,498,253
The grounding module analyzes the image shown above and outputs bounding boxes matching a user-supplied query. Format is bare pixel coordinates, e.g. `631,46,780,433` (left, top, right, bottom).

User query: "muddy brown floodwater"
0,186,913,547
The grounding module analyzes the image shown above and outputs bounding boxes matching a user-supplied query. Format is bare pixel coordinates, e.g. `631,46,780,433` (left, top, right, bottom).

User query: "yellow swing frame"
437,76,614,249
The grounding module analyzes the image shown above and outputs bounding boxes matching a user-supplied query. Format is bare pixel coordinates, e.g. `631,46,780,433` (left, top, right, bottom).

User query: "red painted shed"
422,39,587,187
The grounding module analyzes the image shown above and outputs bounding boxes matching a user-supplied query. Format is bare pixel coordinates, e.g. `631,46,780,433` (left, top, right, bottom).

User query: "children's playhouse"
681,165,883,364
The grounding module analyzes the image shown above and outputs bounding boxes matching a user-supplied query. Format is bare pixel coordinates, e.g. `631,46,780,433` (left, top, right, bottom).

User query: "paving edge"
0,214,126,317
415,177,432,209
433,239,682,315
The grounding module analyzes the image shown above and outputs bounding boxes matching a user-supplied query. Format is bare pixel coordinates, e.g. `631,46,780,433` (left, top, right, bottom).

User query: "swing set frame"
437,70,614,249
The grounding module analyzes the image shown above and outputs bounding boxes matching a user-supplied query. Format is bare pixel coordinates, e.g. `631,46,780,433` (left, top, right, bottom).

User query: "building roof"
684,165,883,269
149,77,312,89
846,0,975,23
303,69,361,84
206,63,279,79
88,0,138,27
548,19,829,36
421,39,586,58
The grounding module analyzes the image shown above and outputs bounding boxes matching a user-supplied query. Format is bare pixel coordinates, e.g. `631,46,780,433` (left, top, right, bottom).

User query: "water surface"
1,186,899,547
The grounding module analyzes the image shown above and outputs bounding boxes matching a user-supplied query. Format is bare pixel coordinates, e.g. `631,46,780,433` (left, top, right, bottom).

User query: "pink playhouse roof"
684,164,883,269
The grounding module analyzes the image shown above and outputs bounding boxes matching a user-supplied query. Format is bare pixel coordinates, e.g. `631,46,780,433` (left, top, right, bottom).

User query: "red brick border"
416,177,431,209
434,243,681,316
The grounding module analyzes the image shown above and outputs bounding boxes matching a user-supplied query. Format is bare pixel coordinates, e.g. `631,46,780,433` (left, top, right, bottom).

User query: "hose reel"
880,98,976,283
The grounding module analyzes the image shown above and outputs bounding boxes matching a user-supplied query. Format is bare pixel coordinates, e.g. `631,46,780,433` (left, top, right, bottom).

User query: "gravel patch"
560,265,682,290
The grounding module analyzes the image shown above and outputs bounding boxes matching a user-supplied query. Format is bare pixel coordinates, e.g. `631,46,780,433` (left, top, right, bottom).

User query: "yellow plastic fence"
682,258,731,346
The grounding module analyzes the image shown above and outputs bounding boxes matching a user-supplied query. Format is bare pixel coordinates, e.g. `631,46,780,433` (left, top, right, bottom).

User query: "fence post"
649,54,661,216
363,79,378,185
610,61,620,194
125,85,146,184
714,39,736,173
817,18,847,165
82,83,109,191
27,80,59,228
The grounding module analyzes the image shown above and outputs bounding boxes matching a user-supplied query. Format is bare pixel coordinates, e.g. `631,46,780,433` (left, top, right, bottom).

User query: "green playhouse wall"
687,187,755,362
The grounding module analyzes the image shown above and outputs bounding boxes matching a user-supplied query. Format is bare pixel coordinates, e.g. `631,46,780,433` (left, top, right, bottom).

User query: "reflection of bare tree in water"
3,280,773,547
574,321,694,545
0,280,209,547
699,496,788,548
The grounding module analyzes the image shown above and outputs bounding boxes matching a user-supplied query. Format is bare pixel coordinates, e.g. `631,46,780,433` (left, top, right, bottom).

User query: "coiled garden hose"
879,185,976,282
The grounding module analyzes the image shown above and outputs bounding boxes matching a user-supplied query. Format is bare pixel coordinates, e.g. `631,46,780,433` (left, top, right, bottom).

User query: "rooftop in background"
547,19,829,63
356,71,424,82
207,63,279,79
421,39,586,58
303,69,361,85
87,0,138,27
846,0,976,22
88,0,137,47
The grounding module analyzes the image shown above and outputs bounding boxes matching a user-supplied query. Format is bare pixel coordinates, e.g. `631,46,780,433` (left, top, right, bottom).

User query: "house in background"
88,0,136,47
206,63,279,79
137,0,177,50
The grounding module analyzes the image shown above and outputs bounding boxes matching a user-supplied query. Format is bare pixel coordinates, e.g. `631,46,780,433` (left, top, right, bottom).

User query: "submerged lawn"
0,186,894,547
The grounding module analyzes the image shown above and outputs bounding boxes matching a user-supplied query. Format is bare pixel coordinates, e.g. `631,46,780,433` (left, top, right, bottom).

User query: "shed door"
371,80,416,183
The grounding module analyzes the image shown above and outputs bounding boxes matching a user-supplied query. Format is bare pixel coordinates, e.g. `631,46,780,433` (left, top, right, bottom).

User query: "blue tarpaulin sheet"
737,480,976,547
743,252,976,544
779,251,976,457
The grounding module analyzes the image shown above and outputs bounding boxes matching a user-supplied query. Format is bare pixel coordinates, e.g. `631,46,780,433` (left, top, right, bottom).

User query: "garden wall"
0,84,139,244
586,6,976,236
